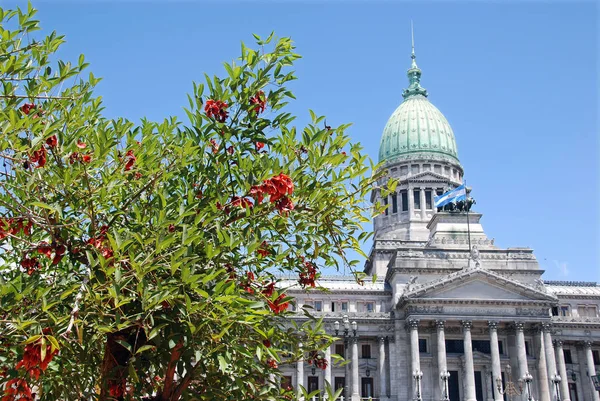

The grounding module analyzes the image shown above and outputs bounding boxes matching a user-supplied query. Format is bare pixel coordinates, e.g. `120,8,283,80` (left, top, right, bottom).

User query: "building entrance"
448,371,460,401
475,371,484,401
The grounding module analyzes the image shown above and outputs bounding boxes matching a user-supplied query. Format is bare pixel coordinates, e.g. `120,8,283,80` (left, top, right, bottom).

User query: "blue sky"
18,1,598,281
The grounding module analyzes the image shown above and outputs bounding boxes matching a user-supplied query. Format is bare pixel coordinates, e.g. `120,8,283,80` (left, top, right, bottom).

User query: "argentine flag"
434,184,467,208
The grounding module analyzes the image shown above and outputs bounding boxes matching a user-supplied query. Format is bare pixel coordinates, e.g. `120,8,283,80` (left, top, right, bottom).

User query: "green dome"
378,51,460,164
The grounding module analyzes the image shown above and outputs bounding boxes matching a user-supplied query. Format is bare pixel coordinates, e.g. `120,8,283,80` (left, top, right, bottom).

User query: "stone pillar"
437,320,448,399
537,329,551,401
324,343,332,390
409,319,421,401
379,337,387,399
462,321,477,401
554,340,571,401
489,321,503,401
542,324,558,399
584,341,600,401
408,185,415,217
515,322,529,380
297,343,304,396
420,187,427,219
351,337,360,401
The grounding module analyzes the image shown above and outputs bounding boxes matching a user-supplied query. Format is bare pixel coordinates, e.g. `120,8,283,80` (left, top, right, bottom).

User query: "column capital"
378,336,386,344
541,322,553,332
554,339,564,347
582,340,593,349
514,321,525,331
436,320,446,329
461,320,473,330
488,320,499,330
350,336,359,344
407,319,420,330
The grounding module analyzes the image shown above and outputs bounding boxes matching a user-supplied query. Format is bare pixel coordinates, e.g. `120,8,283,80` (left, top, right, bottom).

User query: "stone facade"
279,49,600,401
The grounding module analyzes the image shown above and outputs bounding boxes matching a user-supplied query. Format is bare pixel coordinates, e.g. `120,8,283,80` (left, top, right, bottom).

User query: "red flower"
45,135,58,148
263,339,271,348
247,271,255,282
124,150,136,171
20,257,40,275
168,224,176,233
20,103,36,115
299,260,318,288
275,196,294,216
76,140,87,149
231,196,253,210
36,242,53,258
15,333,58,380
267,358,278,369
81,154,92,163
249,185,264,204
249,90,267,115
226,145,234,155
52,244,66,265
249,173,294,206
2,378,33,401
255,142,265,151
257,242,270,258
267,294,289,314
262,281,275,298
209,139,219,154
204,99,229,123
29,147,47,168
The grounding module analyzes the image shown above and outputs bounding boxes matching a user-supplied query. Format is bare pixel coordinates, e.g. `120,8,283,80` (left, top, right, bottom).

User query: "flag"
434,184,467,208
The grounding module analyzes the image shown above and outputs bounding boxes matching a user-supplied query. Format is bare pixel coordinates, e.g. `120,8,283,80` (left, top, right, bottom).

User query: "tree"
0,4,386,400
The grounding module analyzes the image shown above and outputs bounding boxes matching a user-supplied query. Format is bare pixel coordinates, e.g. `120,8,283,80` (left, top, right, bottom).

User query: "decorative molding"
488,321,499,330
516,308,549,317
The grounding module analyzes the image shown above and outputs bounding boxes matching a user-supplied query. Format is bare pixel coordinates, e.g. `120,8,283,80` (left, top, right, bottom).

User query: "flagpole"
465,179,472,259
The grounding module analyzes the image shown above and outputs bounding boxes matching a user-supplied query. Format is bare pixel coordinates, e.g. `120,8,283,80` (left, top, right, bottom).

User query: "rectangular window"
444,166,450,176
552,307,559,316
331,302,335,312
314,301,322,312
334,377,346,394
593,350,600,365
401,191,408,212
560,306,570,316
472,340,491,354
564,349,573,364
452,169,457,177
400,165,409,176
434,164,442,173
392,193,398,213
383,197,388,216
498,341,504,355
341,302,348,312
362,344,371,359
446,339,464,354
365,302,374,312
525,341,530,356
436,188,444,196
411,164,419,174
418,339,428,353
423,164,431,171
413,190,421,209
335,343,345,357
425,190,433,210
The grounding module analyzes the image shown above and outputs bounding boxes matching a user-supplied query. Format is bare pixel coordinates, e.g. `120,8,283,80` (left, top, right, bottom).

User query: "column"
489,321,503,401
542,324,559,399
462,320,477,401
420,187,427,219
584,341,600,401
379,337,387,399
409,319,421,401
554,340,571,401
537,329,551,401
297,343,304,396
408,185,415,217
351,337,360,401
324,344,332,390
437,320,448,401
515,322,529,380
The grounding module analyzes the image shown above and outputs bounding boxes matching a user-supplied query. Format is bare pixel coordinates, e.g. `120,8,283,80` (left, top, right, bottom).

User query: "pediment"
408,171,448,182
403,267,557,303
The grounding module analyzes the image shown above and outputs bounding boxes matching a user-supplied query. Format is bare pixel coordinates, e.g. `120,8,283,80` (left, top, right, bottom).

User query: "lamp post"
497,364,525,401
413,369,423,401
522,372,533,401
551,374,562,401
334,315,358,401
440,371,450,401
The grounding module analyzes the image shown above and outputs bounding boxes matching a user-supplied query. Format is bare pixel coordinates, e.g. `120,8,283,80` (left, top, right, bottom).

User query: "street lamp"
522,372,533,401
413,369,423,401
497,364,524,401
440,371,450,401
551,374,562,401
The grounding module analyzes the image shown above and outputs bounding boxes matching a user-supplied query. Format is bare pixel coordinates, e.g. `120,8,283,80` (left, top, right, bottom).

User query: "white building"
280,47,600,401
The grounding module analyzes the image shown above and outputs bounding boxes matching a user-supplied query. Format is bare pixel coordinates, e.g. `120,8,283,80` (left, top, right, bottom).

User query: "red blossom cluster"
298,259,318,288
255,142,265,151
0,218,32,240
231,196,253,210
249,90,267,115
14,330,58,380
263,339,271,348
262,281,275,297
242,271,256,294
124,150,136,171
209,139,219,154
248,173,294,215
29,147,47,168
308,351,328,370
45,135,58,148
2,378,33,401
204,99,229,123
267,294,289,314
87,225,114,260
19,103,36,115
267,358,278,369
256,241,270,257
18,240,66,275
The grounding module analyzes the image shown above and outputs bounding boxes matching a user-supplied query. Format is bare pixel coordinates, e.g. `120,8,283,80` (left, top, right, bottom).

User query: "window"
383,197,388,216
281,376,292,390
418,339,428,353
564,349,573,364
423,164,431,171
425,190,433,210
434,165,442,173
452,169,457,177
334,377,346,394
365,302,374,313
331,302,336,312
335,344,345,357
552,307,559,316
444,166,450,176
400,166,408,176
362,344,371,358
446,339,464,354
414,190,421,209
498,341,504,355
525,341,530,356
578,305,598,317
341,302,348,312
560,306,571,316
593,350,600,365
472,340,491,354
308,376,319,393
314,301,322,312
401,191,408,212
411,164,419,174
392,193,398,214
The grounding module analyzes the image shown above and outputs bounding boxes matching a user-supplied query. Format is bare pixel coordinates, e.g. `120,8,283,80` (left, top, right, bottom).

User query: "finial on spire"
402,20,428,100
410,20,418,69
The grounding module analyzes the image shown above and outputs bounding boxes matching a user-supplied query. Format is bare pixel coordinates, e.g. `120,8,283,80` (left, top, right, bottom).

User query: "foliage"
0,4,386,401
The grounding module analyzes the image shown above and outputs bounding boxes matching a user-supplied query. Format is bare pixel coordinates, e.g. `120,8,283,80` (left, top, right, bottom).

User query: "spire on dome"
403,21,428,99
